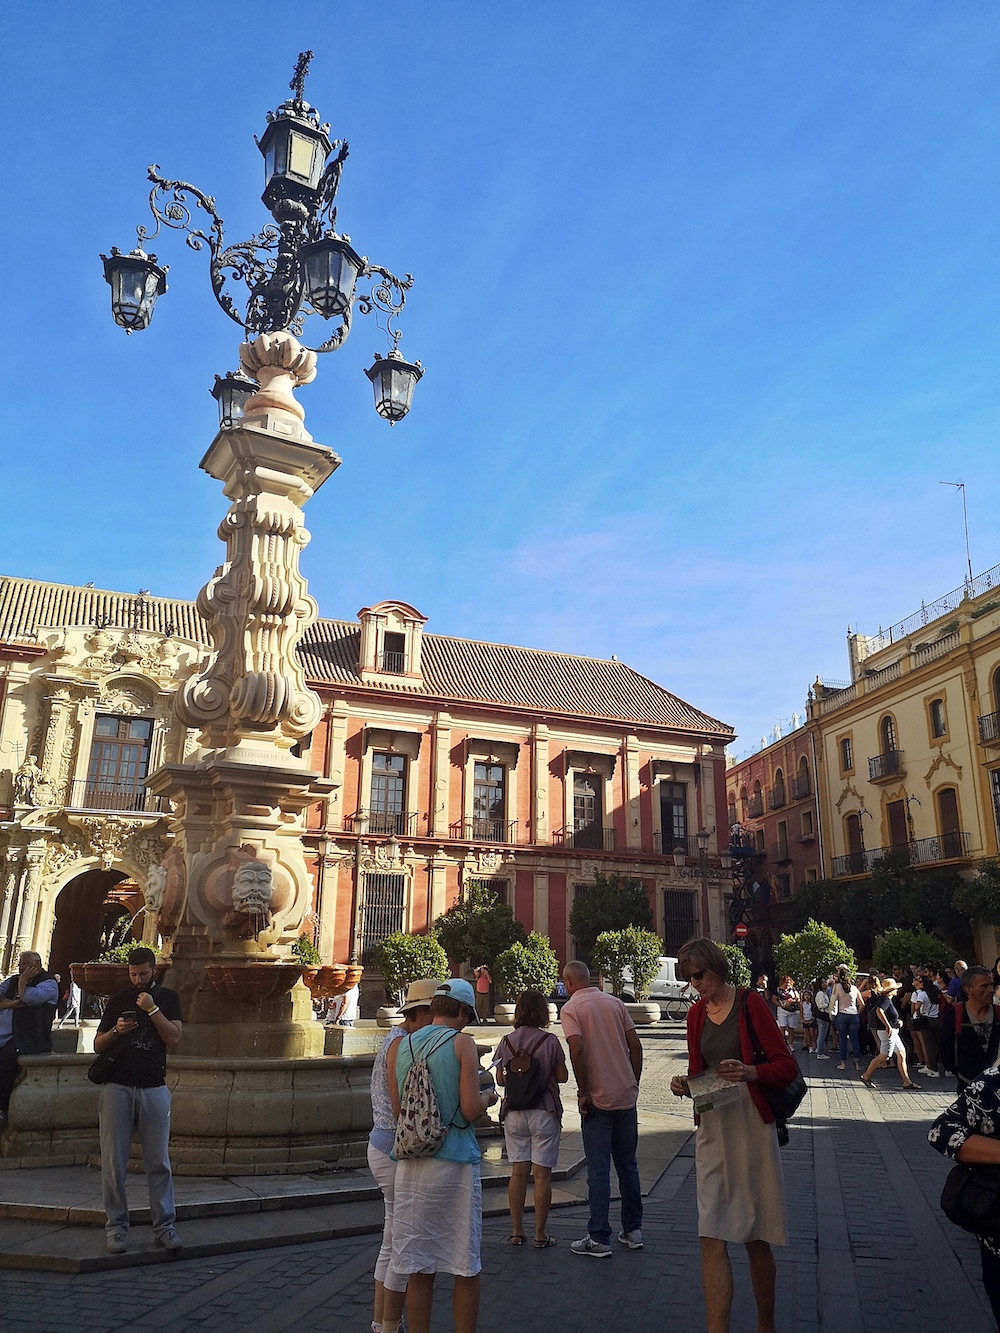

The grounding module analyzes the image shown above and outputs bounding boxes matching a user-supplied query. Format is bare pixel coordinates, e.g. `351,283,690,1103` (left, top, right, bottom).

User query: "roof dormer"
357,600,427,687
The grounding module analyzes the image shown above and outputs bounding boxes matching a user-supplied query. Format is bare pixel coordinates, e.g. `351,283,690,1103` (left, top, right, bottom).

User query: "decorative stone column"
429,711,452,837
0,848,25,973
624,733,641,849
531,723,550,845
145,331,339,1057
13,845,47,959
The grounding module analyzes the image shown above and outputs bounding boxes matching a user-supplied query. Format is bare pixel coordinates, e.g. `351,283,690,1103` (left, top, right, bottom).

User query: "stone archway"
48,867,141,987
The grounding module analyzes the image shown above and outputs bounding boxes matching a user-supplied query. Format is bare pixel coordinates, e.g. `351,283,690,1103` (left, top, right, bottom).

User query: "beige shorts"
776,1009,798,1029
502,1108,562,1169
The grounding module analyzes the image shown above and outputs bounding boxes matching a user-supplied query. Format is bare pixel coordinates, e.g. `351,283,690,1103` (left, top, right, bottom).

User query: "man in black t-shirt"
94,946,183,1255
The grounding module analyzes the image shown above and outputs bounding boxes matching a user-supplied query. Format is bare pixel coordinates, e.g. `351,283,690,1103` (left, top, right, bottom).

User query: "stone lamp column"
145,331,340,1057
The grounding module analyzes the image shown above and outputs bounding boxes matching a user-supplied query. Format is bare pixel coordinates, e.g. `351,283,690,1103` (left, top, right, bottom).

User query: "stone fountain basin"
203,962,305,1005
302,964,363,999
69,963,170,997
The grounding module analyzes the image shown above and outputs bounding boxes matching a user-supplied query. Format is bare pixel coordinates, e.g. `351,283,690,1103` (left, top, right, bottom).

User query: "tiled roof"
0,576,732,737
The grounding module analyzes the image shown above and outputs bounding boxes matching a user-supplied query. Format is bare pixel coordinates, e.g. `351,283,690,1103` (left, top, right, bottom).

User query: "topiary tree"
372,932,449,1003
872,926,952,975
568,872,654,961
492,933,560,1001
592,927,663,1000
433,883,526,968
716,943,752,990
773,919,855,989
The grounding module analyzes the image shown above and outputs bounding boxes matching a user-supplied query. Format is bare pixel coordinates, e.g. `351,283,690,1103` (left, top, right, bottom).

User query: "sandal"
507,1234,526,1245
860,1076,874,1089
534,1235,557,1248
902,1082,921,1090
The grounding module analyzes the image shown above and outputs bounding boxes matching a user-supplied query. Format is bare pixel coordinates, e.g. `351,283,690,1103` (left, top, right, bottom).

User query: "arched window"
750,779,763,817
739,786,748,820
993,665,1000,715
796,755,810,798
845,812,864,874
880,714,897,755
727,792,738,827
774,768,785,800
937,787,963,858
929,699,946,739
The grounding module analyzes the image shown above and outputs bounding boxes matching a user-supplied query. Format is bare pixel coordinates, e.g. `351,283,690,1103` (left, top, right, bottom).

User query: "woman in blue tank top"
386,979,498,1333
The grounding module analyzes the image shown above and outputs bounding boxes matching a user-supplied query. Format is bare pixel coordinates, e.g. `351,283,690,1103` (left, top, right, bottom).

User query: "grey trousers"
99,1082,176,1235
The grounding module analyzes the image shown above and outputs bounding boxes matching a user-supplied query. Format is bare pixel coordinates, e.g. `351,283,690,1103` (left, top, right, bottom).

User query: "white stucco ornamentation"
143,863,168,914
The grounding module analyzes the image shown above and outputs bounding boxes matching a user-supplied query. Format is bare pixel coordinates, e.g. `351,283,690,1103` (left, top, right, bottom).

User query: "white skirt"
391,1158,482,1277
696,1082,787,1246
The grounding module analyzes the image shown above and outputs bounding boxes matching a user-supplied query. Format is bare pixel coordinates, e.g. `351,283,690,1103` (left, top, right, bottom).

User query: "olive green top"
700,1000,741,1071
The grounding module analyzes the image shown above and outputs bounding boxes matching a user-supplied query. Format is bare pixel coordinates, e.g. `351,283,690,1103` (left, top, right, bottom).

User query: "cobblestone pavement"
3,1031,996,1333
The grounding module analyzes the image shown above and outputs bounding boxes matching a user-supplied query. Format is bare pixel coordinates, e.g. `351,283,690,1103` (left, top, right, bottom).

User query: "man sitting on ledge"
93,946,183,1255
0,950,59,1125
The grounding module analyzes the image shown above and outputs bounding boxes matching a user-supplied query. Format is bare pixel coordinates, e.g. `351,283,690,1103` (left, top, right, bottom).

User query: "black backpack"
500,1031,550,1114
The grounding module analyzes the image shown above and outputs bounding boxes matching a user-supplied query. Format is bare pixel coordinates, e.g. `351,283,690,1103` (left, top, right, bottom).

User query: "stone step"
0,1183,586,1273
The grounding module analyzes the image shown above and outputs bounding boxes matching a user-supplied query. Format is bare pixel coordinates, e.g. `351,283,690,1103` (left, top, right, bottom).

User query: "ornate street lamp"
211,370,258,429
671,845,687,869
101,51,423,422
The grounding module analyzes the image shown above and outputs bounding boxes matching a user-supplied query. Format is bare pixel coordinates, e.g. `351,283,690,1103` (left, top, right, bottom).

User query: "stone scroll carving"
176,331,338,750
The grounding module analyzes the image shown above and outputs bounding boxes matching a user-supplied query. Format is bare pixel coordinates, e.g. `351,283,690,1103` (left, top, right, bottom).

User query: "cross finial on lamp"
290,50,314,102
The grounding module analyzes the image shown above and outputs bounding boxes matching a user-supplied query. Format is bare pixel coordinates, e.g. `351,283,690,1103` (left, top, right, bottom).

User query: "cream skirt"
696,1082,787,1246
391,1158,482,1277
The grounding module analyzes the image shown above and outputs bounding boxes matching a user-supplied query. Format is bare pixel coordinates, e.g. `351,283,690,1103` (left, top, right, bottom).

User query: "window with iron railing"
369,752,408,833
473,762,506,842
359,873,406,963
381,631,406,674
86,715,152,810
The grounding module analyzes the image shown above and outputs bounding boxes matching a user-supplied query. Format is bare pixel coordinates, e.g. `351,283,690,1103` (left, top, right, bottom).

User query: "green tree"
568,872,654,961
773,919,855,988
492,933,560,1001
717,943,752,989
591,927,663,1000
372,932,449,1003
871,927,952,974
291,934,322,966
434,883,526,967
955,859,1000,924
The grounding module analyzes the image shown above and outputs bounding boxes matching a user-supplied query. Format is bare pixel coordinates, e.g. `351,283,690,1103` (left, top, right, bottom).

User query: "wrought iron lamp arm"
139,165,281,330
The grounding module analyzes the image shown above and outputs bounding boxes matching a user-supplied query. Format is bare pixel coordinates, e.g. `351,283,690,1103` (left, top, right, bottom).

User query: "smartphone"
121,1010,137,1023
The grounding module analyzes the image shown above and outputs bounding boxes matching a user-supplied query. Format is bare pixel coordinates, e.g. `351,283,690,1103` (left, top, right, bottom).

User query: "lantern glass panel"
302,240,362,318
289,132,318,181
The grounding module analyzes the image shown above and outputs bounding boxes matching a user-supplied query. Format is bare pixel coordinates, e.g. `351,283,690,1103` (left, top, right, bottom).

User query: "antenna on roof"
940,481,974,591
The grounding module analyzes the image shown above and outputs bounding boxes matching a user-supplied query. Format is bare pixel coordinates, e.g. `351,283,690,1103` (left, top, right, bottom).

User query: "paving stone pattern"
3,1039,998,1332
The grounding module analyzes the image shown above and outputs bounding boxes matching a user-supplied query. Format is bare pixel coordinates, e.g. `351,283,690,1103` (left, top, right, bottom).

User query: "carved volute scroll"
176,331,340,751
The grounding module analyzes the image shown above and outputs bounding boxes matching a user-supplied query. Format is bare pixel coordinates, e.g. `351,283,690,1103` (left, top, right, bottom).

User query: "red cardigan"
686,988,799,1125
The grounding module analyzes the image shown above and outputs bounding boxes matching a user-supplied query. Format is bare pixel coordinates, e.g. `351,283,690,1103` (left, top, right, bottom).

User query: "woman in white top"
830,966,863,1070
910,974,941,1076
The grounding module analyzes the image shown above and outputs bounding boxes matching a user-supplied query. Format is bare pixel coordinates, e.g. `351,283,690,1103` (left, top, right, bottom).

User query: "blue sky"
3,3,1000,750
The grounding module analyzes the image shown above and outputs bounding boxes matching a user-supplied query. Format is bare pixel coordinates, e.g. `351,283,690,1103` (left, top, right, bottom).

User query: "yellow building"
806,562,1000,959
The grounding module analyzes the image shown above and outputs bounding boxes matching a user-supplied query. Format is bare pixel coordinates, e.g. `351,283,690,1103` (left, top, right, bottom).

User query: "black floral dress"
928,1068,1000,1258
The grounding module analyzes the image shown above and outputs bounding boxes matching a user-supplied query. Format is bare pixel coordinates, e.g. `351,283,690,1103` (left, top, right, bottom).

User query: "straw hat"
399,979,440,1012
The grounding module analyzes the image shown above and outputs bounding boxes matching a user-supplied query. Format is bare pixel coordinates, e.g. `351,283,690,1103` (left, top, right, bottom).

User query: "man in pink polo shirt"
560,959,643,1258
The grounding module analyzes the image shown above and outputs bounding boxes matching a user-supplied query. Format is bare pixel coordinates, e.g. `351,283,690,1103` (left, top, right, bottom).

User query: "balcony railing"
554,826,616,851
653,832,697,857
768,788,786,811
770,842,792,864
449,817,519,844
345,809,418,836
380,650,406,674
868,749,904,781
67,780,164,813
980,711,1000,744
747,794,764,818
832,831,972,877
791,774,812,800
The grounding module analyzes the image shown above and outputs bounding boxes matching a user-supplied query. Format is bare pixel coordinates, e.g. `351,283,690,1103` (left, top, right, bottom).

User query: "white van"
599,956,694,1018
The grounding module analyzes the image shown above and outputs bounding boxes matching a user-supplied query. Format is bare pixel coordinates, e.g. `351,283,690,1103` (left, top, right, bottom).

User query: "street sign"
734,923,749,939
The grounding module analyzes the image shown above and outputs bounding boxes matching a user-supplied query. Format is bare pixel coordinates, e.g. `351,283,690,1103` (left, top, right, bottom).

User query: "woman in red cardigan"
670,938,797,1333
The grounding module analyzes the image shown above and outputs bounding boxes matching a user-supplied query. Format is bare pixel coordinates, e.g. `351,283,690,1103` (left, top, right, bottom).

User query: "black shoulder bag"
941,1162,1000,1240
741,990,807,1145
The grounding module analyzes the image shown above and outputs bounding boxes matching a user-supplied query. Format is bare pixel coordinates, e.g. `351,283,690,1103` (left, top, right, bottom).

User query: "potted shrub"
492,933,560,1024
372,932,449,1027
70,943,167,998
592,927,662,1024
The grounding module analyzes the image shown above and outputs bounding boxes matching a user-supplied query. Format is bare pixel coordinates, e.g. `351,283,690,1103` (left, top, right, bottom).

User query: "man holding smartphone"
93,946,183,1255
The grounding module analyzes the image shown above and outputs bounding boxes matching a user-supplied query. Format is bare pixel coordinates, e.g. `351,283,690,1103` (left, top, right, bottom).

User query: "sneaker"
106,1230,127,1255
924,1069,940,1078
816,1053,831,1060
836,1062,846,1070
571,1235,612,1258
618,1229,644,1250
155,1227,184,1251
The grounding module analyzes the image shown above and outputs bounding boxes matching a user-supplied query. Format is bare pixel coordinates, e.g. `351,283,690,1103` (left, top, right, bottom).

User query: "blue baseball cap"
435,978,477,1010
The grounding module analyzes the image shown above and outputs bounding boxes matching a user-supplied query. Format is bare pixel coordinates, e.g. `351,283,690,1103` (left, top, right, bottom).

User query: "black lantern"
301,235,364,318
101,247,168,333
211,370,258,429
257,104,332,210
365,350,424,425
